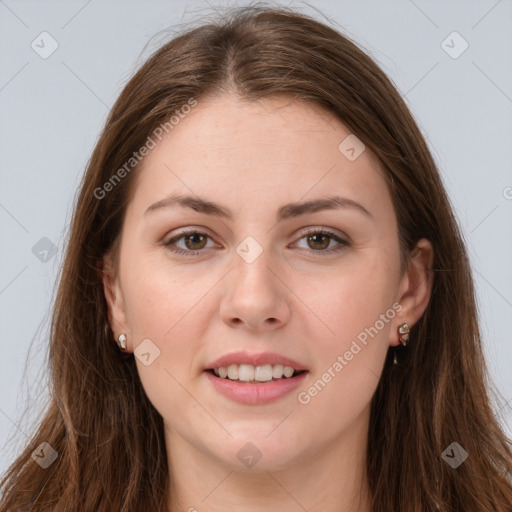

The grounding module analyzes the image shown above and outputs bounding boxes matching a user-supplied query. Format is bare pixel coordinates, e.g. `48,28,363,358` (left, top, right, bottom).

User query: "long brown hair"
1,4,511,511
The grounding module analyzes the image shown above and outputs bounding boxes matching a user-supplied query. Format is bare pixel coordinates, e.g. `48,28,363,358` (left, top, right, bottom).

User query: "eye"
164,229,216,256
164,228,349,257
293,228,349,255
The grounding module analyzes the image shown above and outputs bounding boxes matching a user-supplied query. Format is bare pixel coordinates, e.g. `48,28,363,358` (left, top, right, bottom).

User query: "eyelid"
294,225,347,240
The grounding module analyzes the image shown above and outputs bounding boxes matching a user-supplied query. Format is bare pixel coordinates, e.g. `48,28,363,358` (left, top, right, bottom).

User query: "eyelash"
164,228,349,257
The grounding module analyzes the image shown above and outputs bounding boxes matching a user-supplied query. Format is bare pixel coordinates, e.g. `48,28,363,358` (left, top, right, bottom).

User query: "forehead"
126,94,392,220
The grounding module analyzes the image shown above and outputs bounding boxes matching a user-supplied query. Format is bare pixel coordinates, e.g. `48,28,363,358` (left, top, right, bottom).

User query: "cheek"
296,253,398,346
120,259,216,400
123,256,212,338
293,250,398,421
291,254,397,408
293,261,395,440
123,263,213,414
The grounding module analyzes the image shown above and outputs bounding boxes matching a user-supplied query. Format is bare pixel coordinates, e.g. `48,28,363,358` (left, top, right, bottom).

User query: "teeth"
227,364,238,380
212,363,300,381
283,366,294,378
272,364,284,378
238,364,255,381
254,365,273,381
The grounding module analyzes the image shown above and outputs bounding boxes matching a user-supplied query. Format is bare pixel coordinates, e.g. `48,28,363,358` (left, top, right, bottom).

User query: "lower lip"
204,370,308,405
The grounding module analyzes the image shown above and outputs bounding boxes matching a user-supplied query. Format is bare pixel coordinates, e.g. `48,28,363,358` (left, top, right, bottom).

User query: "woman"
1,5,511,511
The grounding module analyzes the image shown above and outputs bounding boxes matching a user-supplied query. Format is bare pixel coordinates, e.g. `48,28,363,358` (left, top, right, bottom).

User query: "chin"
207,432,304,472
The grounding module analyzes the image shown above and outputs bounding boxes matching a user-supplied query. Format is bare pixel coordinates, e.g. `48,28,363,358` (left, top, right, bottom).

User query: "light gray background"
1,0,511,476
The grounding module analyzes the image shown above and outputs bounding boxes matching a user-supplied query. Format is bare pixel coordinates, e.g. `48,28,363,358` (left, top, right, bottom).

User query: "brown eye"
183,232,208,250
306,233,331,250
294,228,349,255
164,230,215,255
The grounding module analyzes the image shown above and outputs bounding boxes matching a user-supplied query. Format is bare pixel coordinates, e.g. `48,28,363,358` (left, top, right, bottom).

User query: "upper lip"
205,351,308,371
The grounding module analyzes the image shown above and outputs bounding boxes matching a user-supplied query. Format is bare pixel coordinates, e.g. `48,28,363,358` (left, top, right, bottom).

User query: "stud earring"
393,323,410,365
398,323,410,346
117,333,127,351
105,322,130,358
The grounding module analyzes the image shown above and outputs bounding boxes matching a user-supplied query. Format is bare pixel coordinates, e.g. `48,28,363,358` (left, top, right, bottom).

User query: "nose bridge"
220,235,289,329
231,235,279,297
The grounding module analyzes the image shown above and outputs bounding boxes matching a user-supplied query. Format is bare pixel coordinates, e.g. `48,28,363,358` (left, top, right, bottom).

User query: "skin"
102,94,434,512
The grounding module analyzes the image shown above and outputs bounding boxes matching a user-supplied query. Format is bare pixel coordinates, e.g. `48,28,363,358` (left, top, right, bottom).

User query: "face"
103,94,429,473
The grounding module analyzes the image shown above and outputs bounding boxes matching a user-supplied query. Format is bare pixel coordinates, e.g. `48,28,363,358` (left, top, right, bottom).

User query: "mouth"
203,352,309,403
205,364,308,384
204,365,309,405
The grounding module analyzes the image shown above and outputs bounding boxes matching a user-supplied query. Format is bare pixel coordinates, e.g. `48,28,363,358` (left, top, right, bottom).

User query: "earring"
117,333,127,351
105,322,131,358
393,323,410,365
398,323,410,346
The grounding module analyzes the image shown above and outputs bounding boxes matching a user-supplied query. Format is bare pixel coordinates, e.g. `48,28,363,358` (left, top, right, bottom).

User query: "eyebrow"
144,193,372,221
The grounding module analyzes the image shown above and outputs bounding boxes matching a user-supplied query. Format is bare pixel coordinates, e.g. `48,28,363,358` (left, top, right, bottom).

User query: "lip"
205,351,308,371
204,370,308,405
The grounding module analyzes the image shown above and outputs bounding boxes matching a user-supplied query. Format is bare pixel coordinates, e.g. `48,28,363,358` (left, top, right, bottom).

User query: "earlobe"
393,238,434,345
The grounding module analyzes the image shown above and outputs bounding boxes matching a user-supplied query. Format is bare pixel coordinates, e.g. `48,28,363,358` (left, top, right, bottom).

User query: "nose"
219,246,291,331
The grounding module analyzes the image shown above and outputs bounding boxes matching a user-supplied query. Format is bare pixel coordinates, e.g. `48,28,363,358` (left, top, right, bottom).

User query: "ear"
391,238,434,346
98,254,131,351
